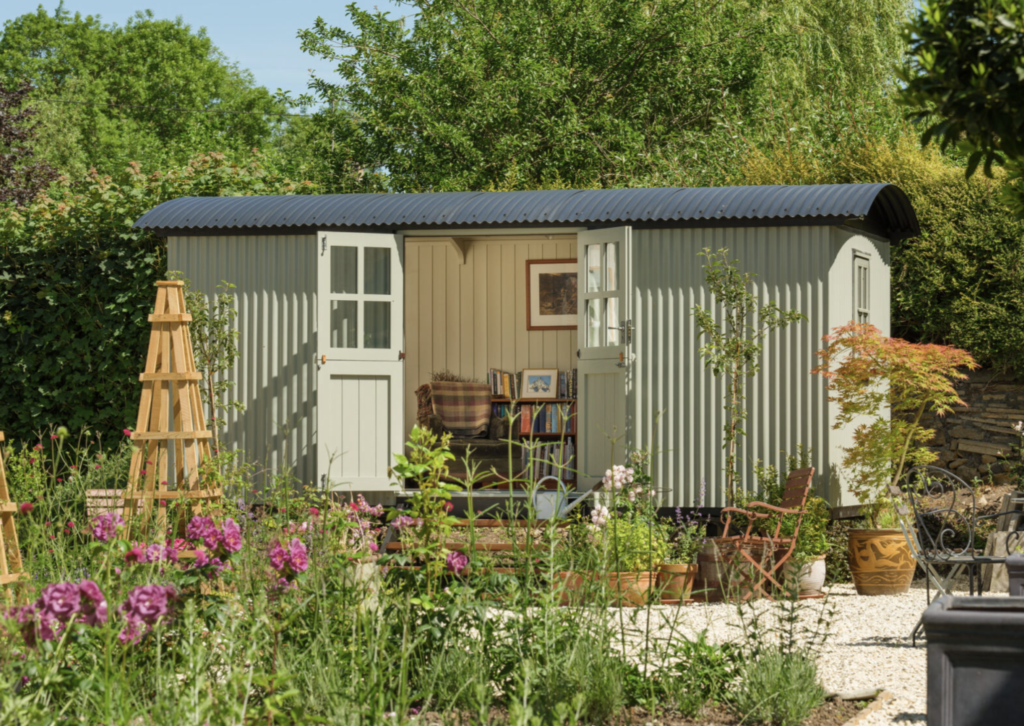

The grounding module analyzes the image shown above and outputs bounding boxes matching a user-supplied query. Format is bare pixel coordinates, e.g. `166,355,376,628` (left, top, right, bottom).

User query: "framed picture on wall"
522,368,559,399
527,259,577,330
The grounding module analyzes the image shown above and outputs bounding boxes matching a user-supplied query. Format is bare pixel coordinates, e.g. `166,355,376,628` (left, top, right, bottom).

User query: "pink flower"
145,543,178,564
287,539,309,573
33,444,42,451
123,429,132,437
192,549,210,568
446,551,469,575
309,506,320,517
124,545,146,564
369,542,379,553
269,541,288,572
91,512,125,542
119,619,144,645
443,501,454,513
19,502,33,515
219,518,242,554
50,434,58,440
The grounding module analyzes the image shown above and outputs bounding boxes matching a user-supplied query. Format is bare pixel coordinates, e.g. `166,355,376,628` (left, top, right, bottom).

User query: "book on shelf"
489,367,577,400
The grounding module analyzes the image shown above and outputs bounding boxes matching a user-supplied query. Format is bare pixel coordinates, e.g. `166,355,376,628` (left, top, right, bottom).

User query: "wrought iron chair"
715,467,815,601
897,466,1024,643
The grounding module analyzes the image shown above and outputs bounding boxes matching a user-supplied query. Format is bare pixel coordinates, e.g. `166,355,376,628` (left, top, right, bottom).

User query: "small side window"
854,251,870,324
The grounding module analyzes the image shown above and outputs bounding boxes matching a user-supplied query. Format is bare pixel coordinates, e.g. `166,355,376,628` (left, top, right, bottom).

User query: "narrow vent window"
854,251,870,324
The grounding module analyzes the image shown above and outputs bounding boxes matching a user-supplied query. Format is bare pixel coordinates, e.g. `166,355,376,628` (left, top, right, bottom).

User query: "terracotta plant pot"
658,563,698,600
605,571,657,606
848,529,915,595
551,571,586,605
782,556,827,596
699,540,768,600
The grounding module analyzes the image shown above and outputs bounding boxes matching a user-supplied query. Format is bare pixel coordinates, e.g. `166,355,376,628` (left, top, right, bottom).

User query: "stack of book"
558,369,578,399
519,403,577,435
521,440,576,482
487,368,521,399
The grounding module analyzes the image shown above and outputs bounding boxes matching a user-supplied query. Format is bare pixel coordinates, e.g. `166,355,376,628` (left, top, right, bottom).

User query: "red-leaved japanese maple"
812,323,978,526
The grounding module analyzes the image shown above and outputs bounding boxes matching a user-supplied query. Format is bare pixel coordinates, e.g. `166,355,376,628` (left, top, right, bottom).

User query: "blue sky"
2,0,406,98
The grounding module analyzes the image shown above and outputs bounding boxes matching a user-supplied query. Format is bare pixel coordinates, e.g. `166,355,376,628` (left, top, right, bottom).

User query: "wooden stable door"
576,227,630,488
317,232,405,491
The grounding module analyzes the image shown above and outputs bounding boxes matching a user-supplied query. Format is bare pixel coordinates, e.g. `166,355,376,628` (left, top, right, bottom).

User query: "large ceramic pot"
848,529,915,595
605,571,658,606
782,556,827,596
658,563,698,600
698,540,767,600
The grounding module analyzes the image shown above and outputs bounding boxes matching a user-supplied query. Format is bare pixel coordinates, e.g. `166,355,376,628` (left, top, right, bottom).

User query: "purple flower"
186,515,217,542
145,543,178,564
192,549,210,568
219,518,242,554
119,619,144,645
91,512,125,542
78,581,108,626
287,539,308,573
446,551,469,575
36,582,81,623
119,584,176,627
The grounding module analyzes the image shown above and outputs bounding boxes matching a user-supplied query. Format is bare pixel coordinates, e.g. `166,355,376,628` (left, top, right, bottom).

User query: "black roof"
135,183,919,241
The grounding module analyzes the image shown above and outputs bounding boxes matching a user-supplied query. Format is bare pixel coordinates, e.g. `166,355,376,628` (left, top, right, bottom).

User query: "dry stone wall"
918,370,1023,485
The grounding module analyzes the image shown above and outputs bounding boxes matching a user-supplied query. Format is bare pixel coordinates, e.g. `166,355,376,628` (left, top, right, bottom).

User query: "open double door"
315,228,631,491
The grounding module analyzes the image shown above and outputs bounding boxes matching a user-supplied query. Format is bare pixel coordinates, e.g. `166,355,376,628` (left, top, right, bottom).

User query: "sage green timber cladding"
629,225,889,509
166,234,318,488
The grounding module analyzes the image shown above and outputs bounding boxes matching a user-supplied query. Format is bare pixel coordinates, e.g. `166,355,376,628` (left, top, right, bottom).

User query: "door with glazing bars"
317,232,404,490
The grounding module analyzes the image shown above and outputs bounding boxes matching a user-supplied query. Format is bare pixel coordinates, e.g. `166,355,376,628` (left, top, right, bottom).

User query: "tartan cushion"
430,381,491,437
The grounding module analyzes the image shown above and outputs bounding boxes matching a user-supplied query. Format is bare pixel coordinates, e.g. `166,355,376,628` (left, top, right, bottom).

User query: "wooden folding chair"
715,467,815,601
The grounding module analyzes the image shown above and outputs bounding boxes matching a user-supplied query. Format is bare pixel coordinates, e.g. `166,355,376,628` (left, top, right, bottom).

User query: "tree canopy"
0,7,290,179
900,0,1024,215
299,0,911,192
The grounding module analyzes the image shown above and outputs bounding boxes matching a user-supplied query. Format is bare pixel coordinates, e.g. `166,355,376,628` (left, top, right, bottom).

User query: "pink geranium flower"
91,512,124,542
446,551,469,575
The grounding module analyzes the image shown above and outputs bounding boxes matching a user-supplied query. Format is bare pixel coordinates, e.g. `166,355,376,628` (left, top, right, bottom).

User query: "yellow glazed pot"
848,529,915,595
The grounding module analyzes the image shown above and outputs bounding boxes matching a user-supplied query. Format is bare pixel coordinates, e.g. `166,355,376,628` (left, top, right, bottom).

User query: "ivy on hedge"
0,153,315,444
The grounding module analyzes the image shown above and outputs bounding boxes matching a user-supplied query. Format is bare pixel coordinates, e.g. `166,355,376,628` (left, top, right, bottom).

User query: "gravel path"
613,579,993,725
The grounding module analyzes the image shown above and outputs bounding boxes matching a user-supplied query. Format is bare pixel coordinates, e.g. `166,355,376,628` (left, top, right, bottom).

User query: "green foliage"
692,249,806,505
298,0,911,192
595,518,669,573
657,632,741,717
0,8,290,179
177,279,243,453
741,131,1024,378
824,520,853,583
0,152,315,446
731,648,827,726
388,425,461,595
899,0,1024,216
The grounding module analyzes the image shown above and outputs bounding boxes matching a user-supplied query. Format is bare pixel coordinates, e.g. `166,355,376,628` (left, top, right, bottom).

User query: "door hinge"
321,235,327,255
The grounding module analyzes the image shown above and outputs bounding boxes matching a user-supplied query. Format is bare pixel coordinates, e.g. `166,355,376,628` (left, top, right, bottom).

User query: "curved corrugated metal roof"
134,184,920,241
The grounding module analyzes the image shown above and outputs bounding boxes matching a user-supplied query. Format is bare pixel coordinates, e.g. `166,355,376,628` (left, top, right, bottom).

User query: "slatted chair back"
86,489,125,520
0,431,27,595
780,465,814,510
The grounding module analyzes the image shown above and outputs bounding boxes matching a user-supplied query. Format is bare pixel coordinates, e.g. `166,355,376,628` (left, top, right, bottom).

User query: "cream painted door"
576,227,630,488
317,232,404,490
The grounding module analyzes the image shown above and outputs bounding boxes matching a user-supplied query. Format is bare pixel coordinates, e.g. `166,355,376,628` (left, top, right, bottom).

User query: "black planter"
924,595,1024,725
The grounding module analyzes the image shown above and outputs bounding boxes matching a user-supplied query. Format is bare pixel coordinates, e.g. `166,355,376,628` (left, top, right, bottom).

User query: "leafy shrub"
825,520,853,583
731,648,827,726
0,152,314,445
658,631,741,717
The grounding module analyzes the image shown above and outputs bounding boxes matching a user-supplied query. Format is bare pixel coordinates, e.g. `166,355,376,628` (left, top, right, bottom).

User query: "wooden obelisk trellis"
122,281,220,537
0,431,27,595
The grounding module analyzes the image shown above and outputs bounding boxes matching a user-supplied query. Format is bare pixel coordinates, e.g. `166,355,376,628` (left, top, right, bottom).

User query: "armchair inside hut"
415,375,519,488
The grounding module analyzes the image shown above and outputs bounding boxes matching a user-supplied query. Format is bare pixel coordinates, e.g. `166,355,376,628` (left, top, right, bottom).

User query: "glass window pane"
330,301,358,348
607,297,620,345
586,245,602,292
605,242,618,292
365,247,391,295
587,299,603,347
330,246,358,294
365,301,391,349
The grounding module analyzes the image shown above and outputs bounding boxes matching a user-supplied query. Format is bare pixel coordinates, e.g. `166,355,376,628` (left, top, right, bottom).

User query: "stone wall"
918,370,1023,485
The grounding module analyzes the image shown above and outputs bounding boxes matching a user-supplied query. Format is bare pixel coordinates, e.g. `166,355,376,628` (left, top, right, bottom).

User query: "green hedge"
0,153,315,444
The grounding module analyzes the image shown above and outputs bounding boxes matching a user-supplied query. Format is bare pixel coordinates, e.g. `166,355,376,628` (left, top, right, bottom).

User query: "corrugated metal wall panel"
167,234,318,487
630,227,833,508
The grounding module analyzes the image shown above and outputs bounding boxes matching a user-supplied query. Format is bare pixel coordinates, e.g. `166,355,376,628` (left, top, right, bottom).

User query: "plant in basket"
812,323,977,595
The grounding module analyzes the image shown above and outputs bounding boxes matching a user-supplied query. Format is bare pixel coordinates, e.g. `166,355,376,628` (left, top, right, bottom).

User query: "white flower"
1015,421,1023,434
591,504,610,527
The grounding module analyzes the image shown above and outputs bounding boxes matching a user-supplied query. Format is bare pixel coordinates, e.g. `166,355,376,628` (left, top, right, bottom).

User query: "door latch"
609,319,633,345
321,235,327,256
